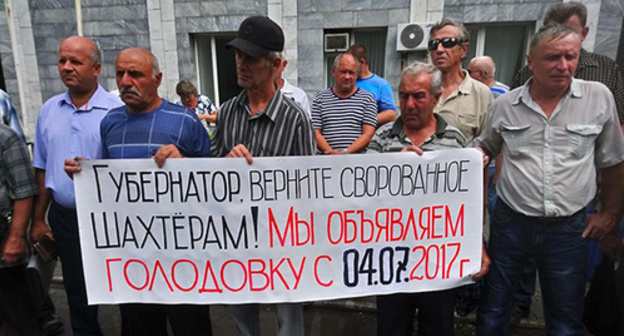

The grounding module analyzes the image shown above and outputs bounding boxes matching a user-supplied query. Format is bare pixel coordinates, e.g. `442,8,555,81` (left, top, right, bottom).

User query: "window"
324,28,387,88
462,23,533,86
195,34,239,106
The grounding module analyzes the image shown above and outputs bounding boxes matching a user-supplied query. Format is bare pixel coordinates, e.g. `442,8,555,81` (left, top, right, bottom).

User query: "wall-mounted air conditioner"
397,23,433,51
324,33,349,52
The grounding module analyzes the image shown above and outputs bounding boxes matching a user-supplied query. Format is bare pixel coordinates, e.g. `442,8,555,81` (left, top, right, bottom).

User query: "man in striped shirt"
368,61,490,336
211,16,314,336
312,53,378,154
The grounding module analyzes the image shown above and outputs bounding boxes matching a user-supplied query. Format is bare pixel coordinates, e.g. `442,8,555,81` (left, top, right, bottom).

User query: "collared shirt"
281,79,311,117
174,94,217,130
0,89,26,142
356,73,397,113
211,88,315,158
0,124,37,267
475,78,624,217
101,99,211,159
434,70,492,145
33,85,123,208
312,87,378,153
511,48,624,124
367,114,467,153
490,81,509,99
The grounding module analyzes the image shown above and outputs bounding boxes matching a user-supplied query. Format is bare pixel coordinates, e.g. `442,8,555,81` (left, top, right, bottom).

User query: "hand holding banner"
74,149,483,304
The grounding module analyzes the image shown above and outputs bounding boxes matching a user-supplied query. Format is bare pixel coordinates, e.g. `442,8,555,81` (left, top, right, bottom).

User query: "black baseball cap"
226,16,284,58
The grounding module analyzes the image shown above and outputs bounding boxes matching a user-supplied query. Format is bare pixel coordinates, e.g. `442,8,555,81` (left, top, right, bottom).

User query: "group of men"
1,1,624,336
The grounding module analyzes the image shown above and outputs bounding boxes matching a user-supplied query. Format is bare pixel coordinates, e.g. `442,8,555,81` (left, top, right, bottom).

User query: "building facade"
1,0,623,140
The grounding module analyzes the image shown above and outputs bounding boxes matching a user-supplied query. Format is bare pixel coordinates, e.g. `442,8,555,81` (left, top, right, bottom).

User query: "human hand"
401,145,424,155
64,156,86,179
584,213,618,240
153,144,183,168
226,144,253,165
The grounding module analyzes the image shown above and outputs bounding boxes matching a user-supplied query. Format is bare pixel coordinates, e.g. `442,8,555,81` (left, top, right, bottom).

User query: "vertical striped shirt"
211,88,315,157
311,88,378,152
367,114,467,153
511,48,624,124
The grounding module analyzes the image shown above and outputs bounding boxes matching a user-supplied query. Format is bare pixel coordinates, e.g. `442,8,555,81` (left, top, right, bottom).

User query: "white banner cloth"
74,149,483,304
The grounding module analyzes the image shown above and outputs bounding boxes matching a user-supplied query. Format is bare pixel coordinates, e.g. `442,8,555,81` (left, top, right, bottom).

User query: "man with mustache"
33,35,122,335
66,47,212,335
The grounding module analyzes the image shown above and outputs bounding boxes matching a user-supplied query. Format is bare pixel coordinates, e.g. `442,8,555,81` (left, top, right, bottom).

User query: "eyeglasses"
427,37,465,51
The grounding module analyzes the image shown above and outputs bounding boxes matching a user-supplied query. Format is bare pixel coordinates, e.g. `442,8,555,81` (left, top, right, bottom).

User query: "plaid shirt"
511,49,624,124
0,89,26,142
0,124,37,266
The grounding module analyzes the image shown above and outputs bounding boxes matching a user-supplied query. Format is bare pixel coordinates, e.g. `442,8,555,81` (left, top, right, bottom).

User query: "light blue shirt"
356,73,397,113
33,85,122,208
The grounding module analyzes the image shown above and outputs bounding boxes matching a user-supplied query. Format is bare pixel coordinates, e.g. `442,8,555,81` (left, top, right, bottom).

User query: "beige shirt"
475,78,624,217
434,70,492,145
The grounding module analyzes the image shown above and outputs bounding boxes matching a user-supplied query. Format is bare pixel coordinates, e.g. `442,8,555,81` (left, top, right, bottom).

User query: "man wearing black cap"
211,16,315,336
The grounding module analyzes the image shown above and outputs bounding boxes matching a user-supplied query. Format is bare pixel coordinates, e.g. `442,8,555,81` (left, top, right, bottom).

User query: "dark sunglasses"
427,37,465,51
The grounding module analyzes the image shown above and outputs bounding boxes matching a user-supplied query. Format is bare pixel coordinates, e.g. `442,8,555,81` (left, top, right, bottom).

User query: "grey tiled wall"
297,0,410,100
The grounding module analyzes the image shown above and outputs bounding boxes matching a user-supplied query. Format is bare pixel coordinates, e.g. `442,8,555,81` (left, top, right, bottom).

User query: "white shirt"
281,79,311,117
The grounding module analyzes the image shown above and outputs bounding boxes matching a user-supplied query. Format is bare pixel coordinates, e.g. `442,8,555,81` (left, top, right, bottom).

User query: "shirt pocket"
500,124,531,158
566,124,602,159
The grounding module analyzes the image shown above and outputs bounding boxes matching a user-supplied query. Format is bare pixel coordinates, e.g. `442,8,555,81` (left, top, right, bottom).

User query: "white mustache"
120,87,141,97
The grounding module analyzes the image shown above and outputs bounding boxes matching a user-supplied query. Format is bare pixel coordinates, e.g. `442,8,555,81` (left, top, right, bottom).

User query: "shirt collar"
58,84,109,110
456,69,473,95
515,77,582,106
390,114,448,138
235,85,284,123
280,79,293,94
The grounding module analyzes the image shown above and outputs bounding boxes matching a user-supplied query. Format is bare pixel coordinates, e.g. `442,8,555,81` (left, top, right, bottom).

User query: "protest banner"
74,148,483,304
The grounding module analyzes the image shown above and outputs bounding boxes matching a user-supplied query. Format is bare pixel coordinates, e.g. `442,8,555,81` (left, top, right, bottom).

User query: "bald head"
468,56,496,86
60,36,101,65
115,48,163,113
58,36,102,95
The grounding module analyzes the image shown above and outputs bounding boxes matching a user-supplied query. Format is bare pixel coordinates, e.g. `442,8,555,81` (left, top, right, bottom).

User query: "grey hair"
264,51,280,67
400,61,443,97
90,41,102,65
150,52,160,75
430,18,470,43
276,50,287,61
529,24,580,55
332,53,360,75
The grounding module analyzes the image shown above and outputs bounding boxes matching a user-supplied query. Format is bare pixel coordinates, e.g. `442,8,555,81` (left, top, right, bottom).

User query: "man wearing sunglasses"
428,19,492,146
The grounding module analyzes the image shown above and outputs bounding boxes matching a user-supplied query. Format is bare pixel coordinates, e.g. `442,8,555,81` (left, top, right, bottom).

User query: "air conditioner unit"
397,23,433,51
324,33,349,52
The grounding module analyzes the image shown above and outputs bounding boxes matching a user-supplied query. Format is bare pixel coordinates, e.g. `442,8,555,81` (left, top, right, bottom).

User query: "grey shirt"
475,78,624,217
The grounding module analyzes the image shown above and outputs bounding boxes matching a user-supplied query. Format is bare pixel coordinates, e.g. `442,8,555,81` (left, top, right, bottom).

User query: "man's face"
399,73,440,130
115,49,162,113
429,25,468,73
58,37,101,92
180,93,198,109
235,50,276,90
332,54,358,94
467,63,486,84
527,33,581,92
